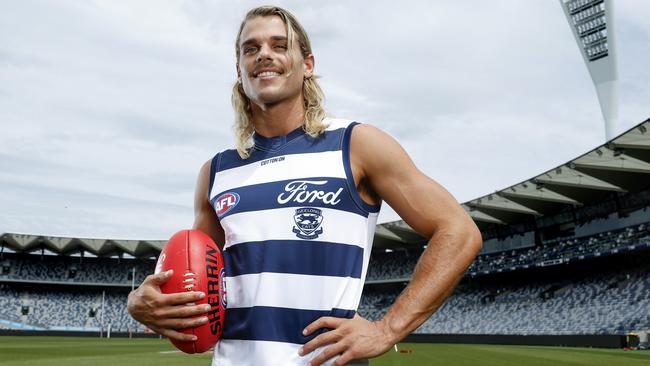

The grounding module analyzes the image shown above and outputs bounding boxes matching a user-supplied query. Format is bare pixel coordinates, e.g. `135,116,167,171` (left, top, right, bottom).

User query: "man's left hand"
299,314,394,366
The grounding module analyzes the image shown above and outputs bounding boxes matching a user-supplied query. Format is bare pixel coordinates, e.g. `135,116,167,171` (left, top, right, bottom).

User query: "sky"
1,0,649,240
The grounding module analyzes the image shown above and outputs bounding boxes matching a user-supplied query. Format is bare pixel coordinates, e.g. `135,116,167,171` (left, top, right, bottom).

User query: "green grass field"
0,336,648,366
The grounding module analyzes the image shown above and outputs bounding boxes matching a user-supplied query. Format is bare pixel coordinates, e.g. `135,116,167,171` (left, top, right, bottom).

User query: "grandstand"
1,118,649,347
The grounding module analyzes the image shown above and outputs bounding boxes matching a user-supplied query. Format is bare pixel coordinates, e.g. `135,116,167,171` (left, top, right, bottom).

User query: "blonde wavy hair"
232,6,327,159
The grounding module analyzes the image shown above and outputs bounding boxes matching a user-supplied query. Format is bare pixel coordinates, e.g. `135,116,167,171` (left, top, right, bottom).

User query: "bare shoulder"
194,158,213,202
198,158,212,183
349,123,395,149
349,123,418,182
193,157,225,248
350,122,474,238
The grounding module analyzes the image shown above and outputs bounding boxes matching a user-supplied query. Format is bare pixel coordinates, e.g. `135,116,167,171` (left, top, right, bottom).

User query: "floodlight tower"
560,0,618,141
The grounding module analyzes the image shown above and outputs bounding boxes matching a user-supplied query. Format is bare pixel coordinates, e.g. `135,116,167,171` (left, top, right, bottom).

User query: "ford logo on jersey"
277,180,342,205
293,207,324,239
214,192,240,217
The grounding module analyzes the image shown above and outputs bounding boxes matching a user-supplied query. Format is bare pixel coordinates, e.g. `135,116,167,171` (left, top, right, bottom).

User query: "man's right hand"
127,269,211,341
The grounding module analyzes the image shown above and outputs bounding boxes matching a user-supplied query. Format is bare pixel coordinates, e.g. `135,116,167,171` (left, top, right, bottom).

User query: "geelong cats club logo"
215,192,240,217
293,208,324,239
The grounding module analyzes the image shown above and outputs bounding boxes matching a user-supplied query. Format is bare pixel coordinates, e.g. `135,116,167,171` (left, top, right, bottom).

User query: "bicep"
194,159,225,250
353,125,472,238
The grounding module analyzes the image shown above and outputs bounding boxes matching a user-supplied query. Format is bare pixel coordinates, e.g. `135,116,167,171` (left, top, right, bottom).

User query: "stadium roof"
2,117,649,256
0,234,165,258
374,117,650,248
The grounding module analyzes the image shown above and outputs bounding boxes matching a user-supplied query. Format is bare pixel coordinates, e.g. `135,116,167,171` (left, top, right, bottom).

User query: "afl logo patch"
214,192,240,217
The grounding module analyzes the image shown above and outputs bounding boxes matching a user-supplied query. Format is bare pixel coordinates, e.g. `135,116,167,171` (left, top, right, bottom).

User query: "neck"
250,93,305,137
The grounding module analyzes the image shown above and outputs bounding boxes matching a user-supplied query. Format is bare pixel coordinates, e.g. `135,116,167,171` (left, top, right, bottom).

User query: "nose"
256,43,272,63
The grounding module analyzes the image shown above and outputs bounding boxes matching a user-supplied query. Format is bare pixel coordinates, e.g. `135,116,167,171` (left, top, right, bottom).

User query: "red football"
154,229,227,353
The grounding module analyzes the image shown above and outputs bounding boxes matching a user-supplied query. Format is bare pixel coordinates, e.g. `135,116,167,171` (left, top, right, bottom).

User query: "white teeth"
257,71,280,77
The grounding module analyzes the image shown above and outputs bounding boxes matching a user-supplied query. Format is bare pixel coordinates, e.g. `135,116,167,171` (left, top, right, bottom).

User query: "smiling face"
236,15,313,108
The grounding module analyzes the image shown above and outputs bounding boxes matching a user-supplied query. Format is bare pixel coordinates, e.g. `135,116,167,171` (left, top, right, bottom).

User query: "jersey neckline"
253,125,306,151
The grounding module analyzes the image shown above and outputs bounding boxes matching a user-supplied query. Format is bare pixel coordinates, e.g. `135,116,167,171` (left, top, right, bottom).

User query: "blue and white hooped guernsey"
208,118,380,366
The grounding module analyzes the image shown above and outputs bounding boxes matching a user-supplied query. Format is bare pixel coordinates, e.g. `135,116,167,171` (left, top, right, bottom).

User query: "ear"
303,53,315,79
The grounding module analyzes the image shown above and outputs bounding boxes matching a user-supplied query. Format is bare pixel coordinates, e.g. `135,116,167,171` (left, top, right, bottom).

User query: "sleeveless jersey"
208,118,380,366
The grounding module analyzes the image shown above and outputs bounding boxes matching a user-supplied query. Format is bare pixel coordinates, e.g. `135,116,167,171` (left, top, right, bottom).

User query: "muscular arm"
126,159,225,341
302,124,482,365
354,124,482,344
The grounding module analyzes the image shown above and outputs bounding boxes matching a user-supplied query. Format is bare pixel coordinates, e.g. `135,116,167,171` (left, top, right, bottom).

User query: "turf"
0,336,206,366
373,343,650,366
0,336,648,366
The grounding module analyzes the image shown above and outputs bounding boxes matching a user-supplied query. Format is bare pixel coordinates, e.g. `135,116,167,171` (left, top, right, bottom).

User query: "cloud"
0,0,648,238
0,179,192,240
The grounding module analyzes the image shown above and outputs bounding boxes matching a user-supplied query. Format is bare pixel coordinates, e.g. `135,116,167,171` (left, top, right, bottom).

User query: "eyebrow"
241,35,288,47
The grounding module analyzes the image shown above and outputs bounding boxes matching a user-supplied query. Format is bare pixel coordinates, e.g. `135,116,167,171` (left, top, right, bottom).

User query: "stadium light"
560,0,618,141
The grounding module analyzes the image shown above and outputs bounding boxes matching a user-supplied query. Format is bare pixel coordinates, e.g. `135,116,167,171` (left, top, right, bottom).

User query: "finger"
332,351,355,366
156,316,209,331
309,343,346,366
303,317,345,336
158,303,212,319
145,270,174,286
161,291,206,306
300,330,340,356
149,325,197,342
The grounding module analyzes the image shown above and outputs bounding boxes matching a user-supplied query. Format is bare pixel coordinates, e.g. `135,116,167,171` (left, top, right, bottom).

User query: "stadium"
2,1,650,365
2,117,649,365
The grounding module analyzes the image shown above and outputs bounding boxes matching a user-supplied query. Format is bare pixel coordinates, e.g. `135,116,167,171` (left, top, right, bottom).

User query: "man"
128,6,482,366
